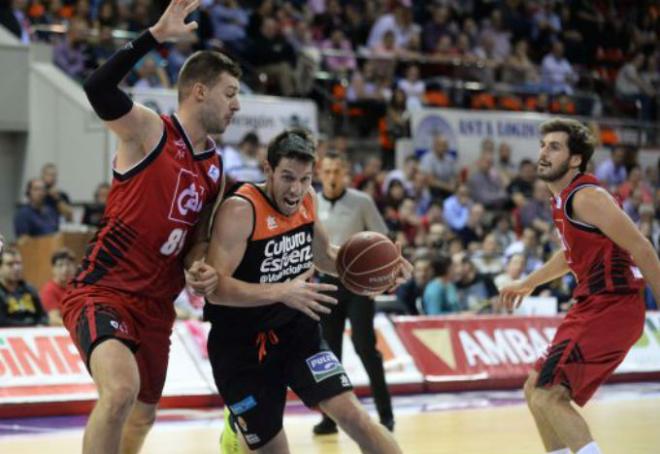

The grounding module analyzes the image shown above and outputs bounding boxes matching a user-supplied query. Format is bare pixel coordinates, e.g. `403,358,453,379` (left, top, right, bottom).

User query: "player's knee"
332,402,371,433
528,384,567,413
99,382,139,420
128,407,156,432
524,377,550,412
546,384,572,404
526,387,547,413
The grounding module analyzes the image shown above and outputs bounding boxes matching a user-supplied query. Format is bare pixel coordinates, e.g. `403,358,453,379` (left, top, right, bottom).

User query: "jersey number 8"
160,228,188,256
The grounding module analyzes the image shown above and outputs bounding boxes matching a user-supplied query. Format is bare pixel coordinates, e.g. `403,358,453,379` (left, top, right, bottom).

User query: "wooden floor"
1,397,658,454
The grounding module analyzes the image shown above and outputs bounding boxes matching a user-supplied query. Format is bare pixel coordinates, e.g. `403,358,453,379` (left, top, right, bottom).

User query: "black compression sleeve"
83,30,159,121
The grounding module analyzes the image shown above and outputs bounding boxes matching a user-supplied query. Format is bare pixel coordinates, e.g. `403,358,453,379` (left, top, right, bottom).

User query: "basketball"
336,231,401,296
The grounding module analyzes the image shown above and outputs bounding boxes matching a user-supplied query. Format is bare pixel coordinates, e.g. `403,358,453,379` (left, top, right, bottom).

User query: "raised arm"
205,196,338,320
573,186,660,303
83,0,199,171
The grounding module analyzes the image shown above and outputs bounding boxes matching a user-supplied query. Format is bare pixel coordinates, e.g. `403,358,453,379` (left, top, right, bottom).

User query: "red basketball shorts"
61,286,176,404
534,291,645,406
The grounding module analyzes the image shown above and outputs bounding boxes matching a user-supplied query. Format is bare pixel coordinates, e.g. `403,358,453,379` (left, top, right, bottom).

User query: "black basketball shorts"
207,313,353,449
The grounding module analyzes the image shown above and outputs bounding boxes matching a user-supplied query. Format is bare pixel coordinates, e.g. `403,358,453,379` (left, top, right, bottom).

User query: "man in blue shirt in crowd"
14,178,59,239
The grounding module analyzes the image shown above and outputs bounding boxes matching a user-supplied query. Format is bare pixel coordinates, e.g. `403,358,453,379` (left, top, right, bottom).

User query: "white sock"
547,449,570,454
576,441,602,454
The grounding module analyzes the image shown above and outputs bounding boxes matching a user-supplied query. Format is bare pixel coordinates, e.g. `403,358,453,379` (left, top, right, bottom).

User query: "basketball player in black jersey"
204,129,404,453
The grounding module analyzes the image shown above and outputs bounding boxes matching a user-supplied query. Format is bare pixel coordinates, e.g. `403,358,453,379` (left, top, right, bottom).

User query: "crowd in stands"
1,0,660,326
0,0,658,126
5,136,660,327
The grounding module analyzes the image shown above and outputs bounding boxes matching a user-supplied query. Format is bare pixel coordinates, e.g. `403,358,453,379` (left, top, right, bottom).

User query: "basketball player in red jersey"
499,118,660,454
60,1,240,453
205,129,406,453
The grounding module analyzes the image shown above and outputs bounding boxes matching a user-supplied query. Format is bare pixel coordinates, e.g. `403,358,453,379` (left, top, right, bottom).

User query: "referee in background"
313,151,394,434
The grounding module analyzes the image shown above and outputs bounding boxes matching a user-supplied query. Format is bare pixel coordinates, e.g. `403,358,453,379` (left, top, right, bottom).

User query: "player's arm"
311,191,339,276
524,250,570,288
184,173,226,269
183,206,211,267
206,197,338,320
572,186,660,303
83,0,199,168
499,251,570,311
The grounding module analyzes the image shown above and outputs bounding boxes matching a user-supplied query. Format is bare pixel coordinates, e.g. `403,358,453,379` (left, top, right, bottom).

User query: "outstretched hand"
497,280,535,312
150,0,200,43
279,267,338,321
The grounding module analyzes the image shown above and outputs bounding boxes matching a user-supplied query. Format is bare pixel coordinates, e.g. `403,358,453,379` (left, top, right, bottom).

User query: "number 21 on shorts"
160,228,188,256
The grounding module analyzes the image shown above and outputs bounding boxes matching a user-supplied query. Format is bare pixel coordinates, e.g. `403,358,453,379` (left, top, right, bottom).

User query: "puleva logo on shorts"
168,168,205,225
306,351,344,383
229,395,257,415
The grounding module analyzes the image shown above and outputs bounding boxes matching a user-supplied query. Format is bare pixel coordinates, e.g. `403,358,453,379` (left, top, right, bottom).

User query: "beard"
537,158,571,182
201,108,226,135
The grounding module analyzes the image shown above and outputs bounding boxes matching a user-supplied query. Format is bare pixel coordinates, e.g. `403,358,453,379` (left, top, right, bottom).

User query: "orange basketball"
336,232,401,296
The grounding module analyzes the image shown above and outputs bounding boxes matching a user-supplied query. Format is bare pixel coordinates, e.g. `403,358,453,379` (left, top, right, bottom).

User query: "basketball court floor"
1,382,658,454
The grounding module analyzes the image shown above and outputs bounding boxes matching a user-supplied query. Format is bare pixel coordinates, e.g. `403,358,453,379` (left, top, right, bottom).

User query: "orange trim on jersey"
234,184,315,241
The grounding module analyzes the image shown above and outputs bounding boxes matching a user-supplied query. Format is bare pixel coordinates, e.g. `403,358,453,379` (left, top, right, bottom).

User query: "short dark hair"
177,51,242,102
51,248,75,265
25,178,44,198
519,158,534,168
267,128,316,169
540,118,596,172
240,131,259,146
323,150,348,165
431,254,452,277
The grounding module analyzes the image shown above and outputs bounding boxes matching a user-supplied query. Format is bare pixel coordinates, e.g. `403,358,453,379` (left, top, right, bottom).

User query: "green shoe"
220,406,243,454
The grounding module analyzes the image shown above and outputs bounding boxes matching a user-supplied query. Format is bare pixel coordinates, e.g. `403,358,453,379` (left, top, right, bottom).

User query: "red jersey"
552,173,644,299
72,114,223,302
40,279,67,311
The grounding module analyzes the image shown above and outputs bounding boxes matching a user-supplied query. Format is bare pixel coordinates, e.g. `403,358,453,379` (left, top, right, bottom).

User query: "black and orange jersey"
204,183,316,333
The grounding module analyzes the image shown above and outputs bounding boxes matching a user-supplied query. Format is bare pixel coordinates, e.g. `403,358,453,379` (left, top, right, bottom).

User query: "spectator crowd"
0,0,657,125
1,0,659,326
4,131,660,328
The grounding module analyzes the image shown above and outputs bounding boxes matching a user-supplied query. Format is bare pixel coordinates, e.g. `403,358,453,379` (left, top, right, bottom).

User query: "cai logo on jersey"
168,168,205,225
259,230,313,283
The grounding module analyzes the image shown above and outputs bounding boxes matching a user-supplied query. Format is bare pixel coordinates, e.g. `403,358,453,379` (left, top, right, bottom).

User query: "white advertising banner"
130,88,318,145
341,314,424,387
2,313,658,410
410,108,550,168
0,326,213,405
176,315,424,391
